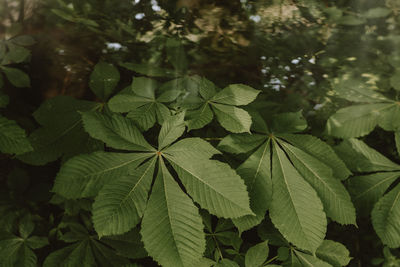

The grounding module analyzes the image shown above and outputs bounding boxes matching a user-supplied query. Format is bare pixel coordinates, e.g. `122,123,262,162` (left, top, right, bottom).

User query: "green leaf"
52,151,152,198
81,111,154,151
372,183,400,248
279,140,356,225
390,70,400,91
26,236,49,249
131,77,158,99
0,90,9,107
326,103,392,138
334,139,400,172
277,134,351,180
271,111,307,133
233,141,272,233
141,159,205,267
89,62,120,100
269,141,326,253
93,158,156,236
101,228,147,259
245,240,269,267
337,15,366,25
158,112,185,150
43,242,95,267
218,133,267,154
120,62,177,78
1,66,30,87
215,259,240,267
211,84,260,106
294,250,332,267
44,225,129,267
316,240,351,267
212,103,252,133
378,104,400,131
108,93,153,113
11,35,36,46
127,103,157,131
186,103,214,131
0,115,32,154
332,77,390,103
166,153,253,218
0,230,45,267
17,96,102,165
3,43,30,64
396,132,400,157
198,78,217,100
163,138,221,159
166,38,188,72
364,7,391,19
347,172,400,215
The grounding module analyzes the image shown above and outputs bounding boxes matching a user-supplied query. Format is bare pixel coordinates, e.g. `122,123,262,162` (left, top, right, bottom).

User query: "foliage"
2,0,400,266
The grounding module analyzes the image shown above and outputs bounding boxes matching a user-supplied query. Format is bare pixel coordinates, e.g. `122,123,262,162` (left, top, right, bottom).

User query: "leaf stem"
264,255,278,265
204,137,222,141
212,235,224,260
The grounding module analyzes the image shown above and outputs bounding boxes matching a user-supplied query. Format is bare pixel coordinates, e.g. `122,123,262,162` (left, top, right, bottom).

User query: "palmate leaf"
180,81,260,133
92,158,156,236
141,159,205,267
53,111,253,266
269,142,327,253
108,77,174,130
0,220,48,267
232,141,272,233
52,151,153,199
17,96,102,165
219,129,351,237
278,140,356,225
372,183,400,248
43,224,129,267
0,115,32,155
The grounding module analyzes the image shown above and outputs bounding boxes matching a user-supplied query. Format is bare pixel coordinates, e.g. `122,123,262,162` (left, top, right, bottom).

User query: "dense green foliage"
2,0,400,266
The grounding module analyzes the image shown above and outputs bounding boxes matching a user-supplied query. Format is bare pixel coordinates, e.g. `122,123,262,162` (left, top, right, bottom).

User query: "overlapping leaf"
181,78,260,132
108,77,175,130
0,115,32,155
326,76,399,138
17,96,102,165
141,159,205,267
43,223,129,267
336,139,400,247
52,111,252,266
218,114,354,252
0,220,48,267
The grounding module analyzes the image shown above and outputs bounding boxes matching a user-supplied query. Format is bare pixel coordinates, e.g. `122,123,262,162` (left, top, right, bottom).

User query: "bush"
1,0,400,266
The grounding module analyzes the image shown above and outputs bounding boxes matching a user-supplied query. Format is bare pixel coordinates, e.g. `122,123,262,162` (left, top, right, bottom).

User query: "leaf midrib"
166,155,249,213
